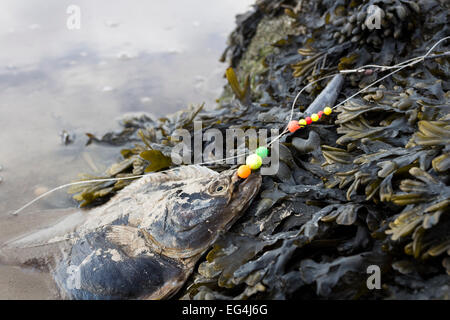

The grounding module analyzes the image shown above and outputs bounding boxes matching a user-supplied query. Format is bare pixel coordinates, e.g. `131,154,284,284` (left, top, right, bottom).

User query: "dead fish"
0,165,261,299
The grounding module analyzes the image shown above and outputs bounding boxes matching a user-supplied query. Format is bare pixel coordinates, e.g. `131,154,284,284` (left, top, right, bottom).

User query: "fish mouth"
222,169,262,228
234,169,262,198
158,168,262,259
226,168,261,200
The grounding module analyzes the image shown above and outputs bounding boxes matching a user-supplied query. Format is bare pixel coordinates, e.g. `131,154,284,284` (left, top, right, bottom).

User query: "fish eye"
208,179,228,195
213,183,227,193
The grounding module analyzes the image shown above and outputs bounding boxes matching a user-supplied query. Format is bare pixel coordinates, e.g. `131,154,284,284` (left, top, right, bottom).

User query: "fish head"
201,168,262,230
145,168,262,258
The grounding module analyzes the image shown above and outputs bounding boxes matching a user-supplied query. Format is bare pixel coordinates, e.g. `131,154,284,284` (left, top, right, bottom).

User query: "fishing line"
10,36,450,216
268,36,450,147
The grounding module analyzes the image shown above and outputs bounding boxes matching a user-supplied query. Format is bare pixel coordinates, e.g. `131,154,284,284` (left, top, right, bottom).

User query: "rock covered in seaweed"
182,0,449,300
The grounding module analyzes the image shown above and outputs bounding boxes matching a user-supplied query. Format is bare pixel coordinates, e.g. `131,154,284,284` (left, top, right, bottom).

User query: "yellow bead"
299,119,307,126
246,154,262,170
311,113,319,122
324,107,332,115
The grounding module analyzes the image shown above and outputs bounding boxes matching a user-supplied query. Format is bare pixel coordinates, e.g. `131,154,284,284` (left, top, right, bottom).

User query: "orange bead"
288,120,300,133
305,117,312,125
237,165,251,179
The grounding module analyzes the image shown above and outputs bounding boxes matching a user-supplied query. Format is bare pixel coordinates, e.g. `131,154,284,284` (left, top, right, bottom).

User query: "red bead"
305,117,312,125
288,120,300,133
318,111,324,118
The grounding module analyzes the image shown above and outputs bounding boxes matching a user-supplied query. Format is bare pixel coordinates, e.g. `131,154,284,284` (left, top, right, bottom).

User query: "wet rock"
60,130,75,145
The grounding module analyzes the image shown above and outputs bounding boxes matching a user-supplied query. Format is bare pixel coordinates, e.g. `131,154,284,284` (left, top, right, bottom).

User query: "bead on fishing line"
288,120,301,133
299,119,307,126
246,154,262,170
305,117,312,125
255,146,268,159
311,113,319,122
237,165,251,179
324,106,332,115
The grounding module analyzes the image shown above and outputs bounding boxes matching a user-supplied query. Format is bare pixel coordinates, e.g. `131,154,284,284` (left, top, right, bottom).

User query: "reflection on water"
0,0,253,298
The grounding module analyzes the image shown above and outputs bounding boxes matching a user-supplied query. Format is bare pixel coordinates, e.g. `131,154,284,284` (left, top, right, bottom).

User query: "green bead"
246,154,262,170
255,146,269,159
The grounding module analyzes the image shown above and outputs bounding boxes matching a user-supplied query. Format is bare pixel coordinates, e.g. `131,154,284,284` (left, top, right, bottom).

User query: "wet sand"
0,265,57,299
0,208,77,299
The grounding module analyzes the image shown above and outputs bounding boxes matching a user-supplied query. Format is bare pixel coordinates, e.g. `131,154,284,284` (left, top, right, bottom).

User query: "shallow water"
0,0,253,299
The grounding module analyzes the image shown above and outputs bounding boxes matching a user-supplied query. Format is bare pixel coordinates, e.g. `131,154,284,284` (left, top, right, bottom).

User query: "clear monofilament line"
11,176,149,215
270,36,450,146
332,63,413,111
11,154,244,215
